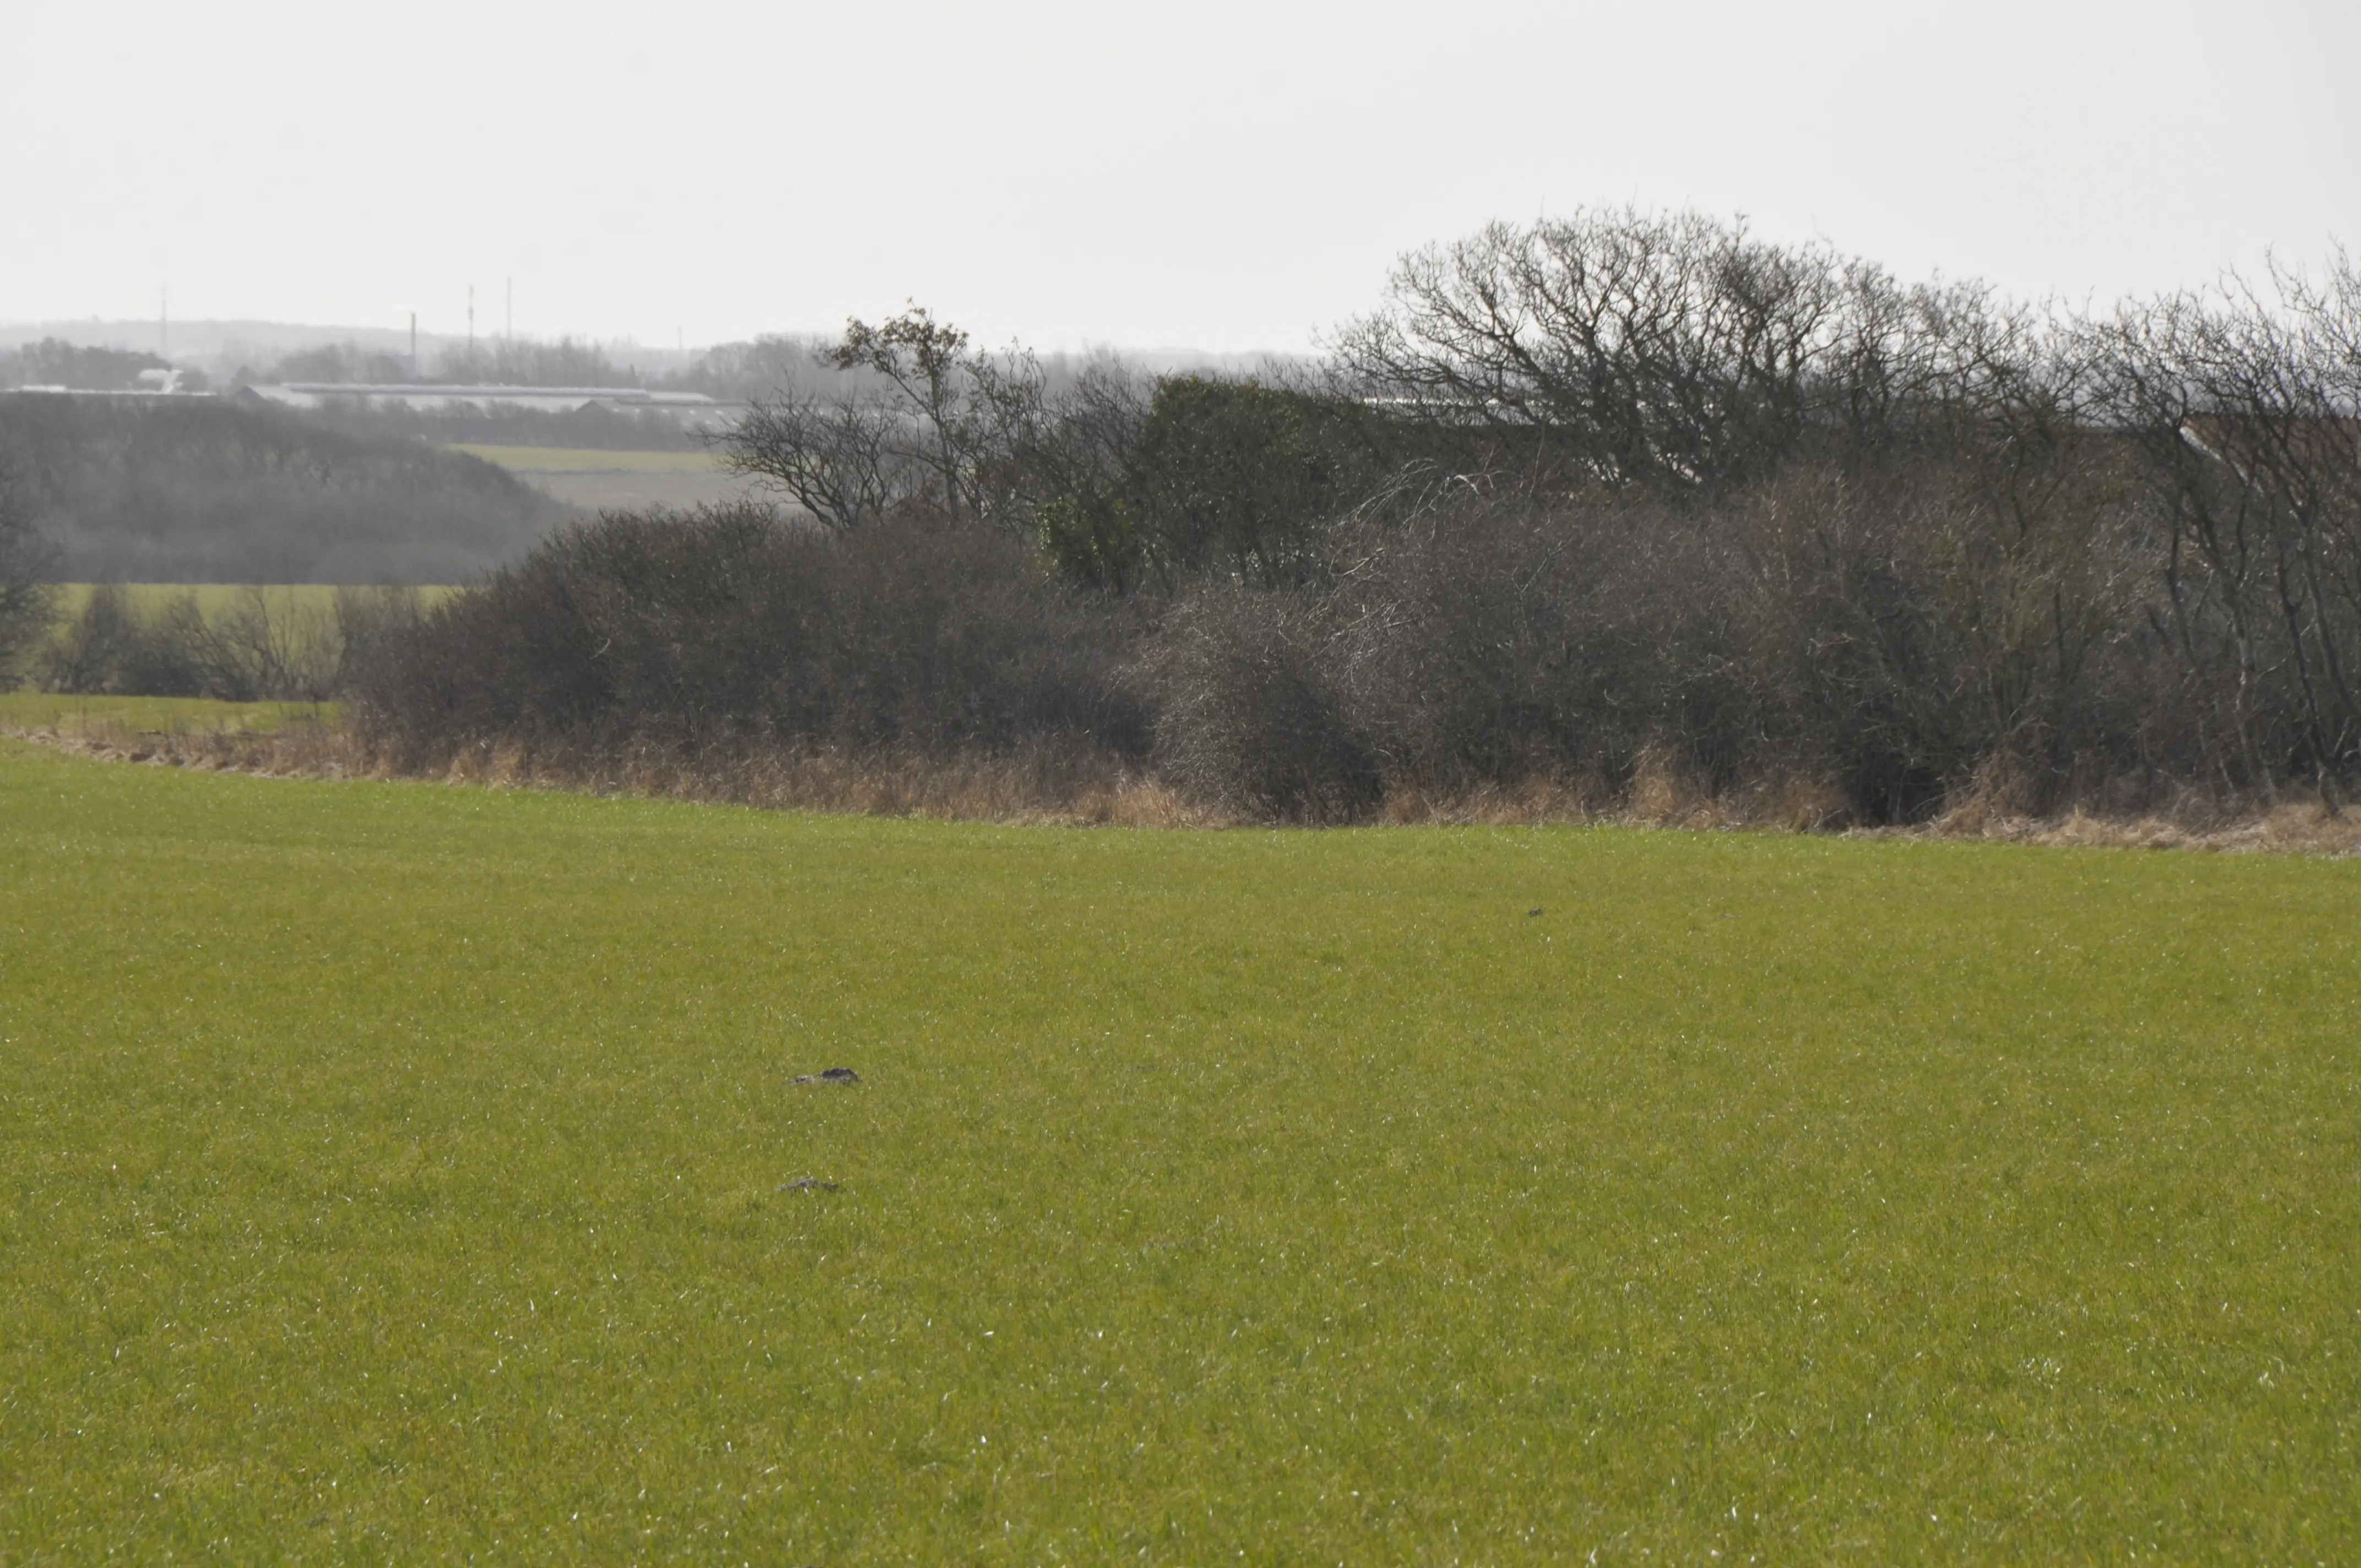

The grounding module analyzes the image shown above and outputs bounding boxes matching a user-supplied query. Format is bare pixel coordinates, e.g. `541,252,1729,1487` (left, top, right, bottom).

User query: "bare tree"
832,307,979,525
2091,256,2361,797
720,304,1087,538
1331,208,2069,497
720,389,920,531
1333,210,1857,491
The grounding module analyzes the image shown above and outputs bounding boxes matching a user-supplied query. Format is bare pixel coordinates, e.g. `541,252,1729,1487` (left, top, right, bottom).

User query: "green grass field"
1,742,2355,1560
448,445,722,472
44,584,353,618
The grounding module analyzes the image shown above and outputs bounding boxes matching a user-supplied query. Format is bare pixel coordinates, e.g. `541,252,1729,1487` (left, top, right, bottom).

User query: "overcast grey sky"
3,0,2356,352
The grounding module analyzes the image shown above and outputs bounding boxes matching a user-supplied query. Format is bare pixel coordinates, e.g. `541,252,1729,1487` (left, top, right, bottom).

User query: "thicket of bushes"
346,213,2360,823
18,211,2361,826
351,509,1138,771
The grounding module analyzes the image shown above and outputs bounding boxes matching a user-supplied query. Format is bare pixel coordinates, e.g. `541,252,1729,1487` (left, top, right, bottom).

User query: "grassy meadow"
443,446,747,513
446,445,723,473
37,585,456,629
45,584,352,619
1,740,2355,1560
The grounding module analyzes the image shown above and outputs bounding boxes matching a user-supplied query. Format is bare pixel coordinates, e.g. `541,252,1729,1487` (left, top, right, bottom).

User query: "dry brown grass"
7,714,2355,854
1895,794,2361,856
426,737,1204,827
11,715,367,781
2,715,1204,829
1379,752,1850,834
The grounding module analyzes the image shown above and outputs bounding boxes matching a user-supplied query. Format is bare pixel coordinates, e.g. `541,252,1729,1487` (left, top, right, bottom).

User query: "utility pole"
409,312,418,378
160,287,168,357
505,276,513,341
467,285,475,362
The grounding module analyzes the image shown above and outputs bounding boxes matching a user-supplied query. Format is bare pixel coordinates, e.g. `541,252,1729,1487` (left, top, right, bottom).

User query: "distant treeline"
353,211,2361,823
238,328,1194,407
258,336,643,390
266,339,1162,452
227,335,822,452
0,338,193,392
0,394,570,584
226,333,747,396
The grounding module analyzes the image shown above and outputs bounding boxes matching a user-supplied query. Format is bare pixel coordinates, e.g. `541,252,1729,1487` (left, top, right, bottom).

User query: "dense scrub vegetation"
348,214,2361,823
353,509,1138,771
19,213,2361,825
0,394,570,582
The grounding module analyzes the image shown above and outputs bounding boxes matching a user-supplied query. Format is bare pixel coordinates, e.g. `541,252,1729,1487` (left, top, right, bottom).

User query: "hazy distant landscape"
10,209,2358,830
4,1,2358,1556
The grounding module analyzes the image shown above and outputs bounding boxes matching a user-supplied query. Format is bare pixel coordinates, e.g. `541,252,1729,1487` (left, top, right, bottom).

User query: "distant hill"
0,394,576,583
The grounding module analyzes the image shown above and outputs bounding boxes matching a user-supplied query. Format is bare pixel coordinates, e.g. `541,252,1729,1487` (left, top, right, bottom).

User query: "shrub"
1136,585,1381,823
350,507,1146,772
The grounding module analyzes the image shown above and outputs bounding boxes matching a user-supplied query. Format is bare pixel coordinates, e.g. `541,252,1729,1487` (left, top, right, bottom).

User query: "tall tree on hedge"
1126,378,1385,589
722,305,1051,535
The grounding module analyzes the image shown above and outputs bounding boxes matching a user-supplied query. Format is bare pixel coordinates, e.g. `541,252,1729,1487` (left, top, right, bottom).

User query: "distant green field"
0,692,341,735
446,447,747,513
1,742,2355,1559
449,444,722,472
44,584,457,617
47,583,342,618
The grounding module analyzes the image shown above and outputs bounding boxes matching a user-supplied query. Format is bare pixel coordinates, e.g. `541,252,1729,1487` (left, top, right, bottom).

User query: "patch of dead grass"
7,714,2354,854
